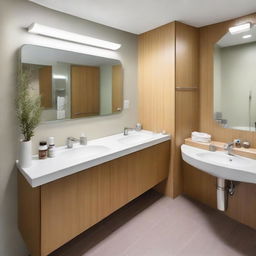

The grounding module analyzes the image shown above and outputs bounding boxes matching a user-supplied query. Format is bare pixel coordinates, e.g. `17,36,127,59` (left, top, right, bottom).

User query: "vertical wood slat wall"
183,13,256,230
138,22,199,198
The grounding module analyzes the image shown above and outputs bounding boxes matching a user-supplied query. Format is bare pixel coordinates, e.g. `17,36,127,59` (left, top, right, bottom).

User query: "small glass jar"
39,141,48,159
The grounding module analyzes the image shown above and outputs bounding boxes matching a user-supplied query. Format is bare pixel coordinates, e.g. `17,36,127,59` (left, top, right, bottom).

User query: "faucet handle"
80,133,87,145
224,142,234,148
135,123,142,131
66,137,79,148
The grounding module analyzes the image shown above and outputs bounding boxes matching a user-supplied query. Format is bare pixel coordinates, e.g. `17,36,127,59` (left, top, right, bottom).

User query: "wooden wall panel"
173,22,199,197
39,66,52,108
138,23,175,134
112,65,123,113
175,91,199,195
138,22,199,198
183,13,256,230
175,22,199,88
71,65,100,118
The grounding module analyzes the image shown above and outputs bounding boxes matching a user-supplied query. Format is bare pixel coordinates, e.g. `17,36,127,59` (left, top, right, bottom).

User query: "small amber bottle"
39,141,48,159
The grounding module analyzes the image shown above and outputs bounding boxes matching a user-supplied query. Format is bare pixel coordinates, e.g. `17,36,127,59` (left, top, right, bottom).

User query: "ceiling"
29,0,256,34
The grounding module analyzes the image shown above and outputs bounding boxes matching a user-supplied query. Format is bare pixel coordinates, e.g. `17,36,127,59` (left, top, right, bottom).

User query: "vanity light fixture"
229,23,251,35
242,34,252,39
28,23,121,50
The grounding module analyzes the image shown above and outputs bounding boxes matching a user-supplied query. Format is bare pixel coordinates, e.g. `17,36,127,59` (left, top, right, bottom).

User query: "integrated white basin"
17,130,170,187
118,131,155,145
59,145,110,159
181,144,256,184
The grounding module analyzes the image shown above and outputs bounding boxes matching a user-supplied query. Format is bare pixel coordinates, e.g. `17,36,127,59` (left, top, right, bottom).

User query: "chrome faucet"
123,123,142,136
123,127,134,136
66,137,79,148
224,142,234,156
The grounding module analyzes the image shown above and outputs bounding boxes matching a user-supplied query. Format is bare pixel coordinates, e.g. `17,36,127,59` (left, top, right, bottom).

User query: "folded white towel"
57,110,66,120
57,96,65,111
192,131,211,139
191,131,211,143
192,136,211,143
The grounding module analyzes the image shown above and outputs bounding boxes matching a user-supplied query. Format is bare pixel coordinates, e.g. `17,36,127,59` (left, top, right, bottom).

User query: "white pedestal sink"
181,144,256,184
181,144,256,211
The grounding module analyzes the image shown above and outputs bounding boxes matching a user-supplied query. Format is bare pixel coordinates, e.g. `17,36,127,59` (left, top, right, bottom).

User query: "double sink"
17,130,170,187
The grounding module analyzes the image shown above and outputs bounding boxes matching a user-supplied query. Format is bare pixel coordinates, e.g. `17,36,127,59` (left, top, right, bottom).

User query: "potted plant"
16,68,42,168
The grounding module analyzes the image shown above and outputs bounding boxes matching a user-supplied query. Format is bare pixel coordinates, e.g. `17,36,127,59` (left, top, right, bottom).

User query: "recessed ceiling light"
28,23,121,51
242,34,252,39
229,23,251,35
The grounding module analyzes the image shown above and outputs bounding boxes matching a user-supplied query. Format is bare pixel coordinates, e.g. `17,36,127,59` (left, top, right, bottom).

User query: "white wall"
213,45,222,113
0,0,138,255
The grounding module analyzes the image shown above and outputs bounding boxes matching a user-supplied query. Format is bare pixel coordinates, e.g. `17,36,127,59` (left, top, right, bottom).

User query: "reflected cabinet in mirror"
214,24,256,132
21,45,123,123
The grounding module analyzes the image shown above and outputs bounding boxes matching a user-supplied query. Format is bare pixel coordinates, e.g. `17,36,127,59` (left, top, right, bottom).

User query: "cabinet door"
71,65,100,118
40,142,170,255
41,162,111,256
110,142,170,211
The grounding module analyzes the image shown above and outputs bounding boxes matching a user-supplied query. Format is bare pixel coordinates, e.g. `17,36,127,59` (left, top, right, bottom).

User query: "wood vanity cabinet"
18,141,170,256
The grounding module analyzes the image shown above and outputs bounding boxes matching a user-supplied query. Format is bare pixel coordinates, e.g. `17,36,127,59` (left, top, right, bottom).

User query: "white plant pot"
19,140,32,168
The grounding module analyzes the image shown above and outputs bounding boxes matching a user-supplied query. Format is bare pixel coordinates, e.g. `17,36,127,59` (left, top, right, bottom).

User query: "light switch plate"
124,99,130,109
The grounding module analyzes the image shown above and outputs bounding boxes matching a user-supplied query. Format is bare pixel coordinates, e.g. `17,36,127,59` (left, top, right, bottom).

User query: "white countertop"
17,130,170,187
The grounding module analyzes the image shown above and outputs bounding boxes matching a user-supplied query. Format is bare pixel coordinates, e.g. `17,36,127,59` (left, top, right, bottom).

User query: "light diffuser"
28,23,121,50
229,23,251,35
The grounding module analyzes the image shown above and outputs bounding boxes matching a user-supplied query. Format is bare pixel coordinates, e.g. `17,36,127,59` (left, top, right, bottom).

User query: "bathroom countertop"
17,130,171,188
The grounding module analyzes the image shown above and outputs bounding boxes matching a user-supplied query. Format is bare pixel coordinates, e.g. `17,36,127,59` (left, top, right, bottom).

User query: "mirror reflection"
214,24,256,131
21,45,123,122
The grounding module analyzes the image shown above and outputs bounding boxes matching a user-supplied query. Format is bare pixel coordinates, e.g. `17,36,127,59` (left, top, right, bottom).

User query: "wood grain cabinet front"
18,141,170,256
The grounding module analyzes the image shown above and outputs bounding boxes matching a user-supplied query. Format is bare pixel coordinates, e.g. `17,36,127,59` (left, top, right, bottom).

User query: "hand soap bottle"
48,137,56,158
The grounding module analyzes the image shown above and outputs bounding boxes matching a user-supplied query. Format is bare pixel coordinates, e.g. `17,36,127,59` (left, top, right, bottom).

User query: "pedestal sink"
181,144,256,184
181,144,256,211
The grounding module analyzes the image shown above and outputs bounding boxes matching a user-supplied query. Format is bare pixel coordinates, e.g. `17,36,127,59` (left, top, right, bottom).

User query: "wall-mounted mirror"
213,24,256,131
21,45,123,123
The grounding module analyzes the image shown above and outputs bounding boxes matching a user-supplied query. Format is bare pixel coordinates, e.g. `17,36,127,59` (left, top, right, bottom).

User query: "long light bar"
28,23,121,50
229,23,251,35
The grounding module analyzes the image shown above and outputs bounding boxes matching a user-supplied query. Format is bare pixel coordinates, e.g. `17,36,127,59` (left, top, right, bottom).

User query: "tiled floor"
50,190,256,256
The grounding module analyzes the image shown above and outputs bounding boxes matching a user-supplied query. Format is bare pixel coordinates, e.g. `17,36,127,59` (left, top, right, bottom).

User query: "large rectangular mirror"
213,24,256,131
21,45,123,123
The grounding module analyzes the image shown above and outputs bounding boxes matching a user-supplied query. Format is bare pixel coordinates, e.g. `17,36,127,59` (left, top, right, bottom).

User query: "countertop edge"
18,135,170,187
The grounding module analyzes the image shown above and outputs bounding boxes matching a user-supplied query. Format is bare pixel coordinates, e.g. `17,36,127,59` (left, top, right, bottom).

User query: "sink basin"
181,144,256,183
197,152,254,169
60,145,110,159
118,131,155,145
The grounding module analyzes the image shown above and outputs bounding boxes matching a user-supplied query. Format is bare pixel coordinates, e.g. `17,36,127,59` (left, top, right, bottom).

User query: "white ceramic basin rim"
181,144,256,184
118,131,155,144
59,145,110,159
